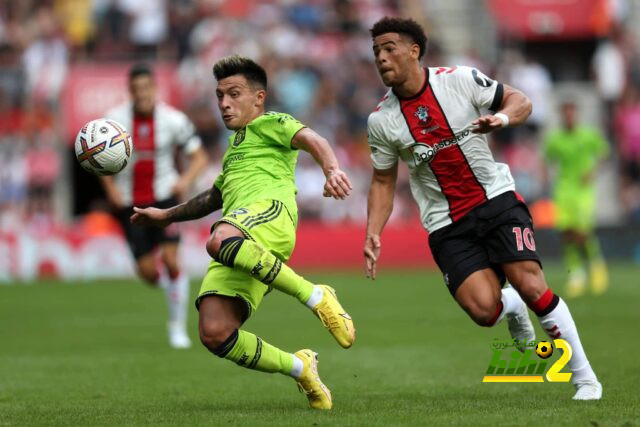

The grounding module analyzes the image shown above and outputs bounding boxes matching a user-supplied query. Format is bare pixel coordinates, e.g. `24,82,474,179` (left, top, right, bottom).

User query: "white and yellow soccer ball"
75,118,133,176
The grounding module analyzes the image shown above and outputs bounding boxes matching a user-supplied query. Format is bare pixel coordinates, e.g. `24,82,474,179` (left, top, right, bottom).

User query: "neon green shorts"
554,188,596,232
196,199,296,319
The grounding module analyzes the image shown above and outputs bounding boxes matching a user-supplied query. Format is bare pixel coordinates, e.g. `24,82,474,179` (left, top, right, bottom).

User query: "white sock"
304,285,324,309
290,354,304,378
496,285,523,324
157,271,170,290
165,272,189,326
537,297,597,384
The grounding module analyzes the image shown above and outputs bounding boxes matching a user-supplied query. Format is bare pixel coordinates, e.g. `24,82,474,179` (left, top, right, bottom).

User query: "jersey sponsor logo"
223,153,244,169
409,129,471,165
233,128,246,147
472,69,494,87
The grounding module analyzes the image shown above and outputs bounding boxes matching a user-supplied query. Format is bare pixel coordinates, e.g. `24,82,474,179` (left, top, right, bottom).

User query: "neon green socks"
217,237,314,304
212,329,300,376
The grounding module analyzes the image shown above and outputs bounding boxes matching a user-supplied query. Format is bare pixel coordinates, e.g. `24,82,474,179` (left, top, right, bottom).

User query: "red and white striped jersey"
368,66,515,233
106,102,202,206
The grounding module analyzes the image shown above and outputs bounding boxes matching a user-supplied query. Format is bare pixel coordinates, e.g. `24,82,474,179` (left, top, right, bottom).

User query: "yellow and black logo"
536,341,553,359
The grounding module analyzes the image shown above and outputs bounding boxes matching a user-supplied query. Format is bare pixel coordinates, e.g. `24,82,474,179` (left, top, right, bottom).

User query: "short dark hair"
370,17,428,59
213,55,267,90
129,63,154,81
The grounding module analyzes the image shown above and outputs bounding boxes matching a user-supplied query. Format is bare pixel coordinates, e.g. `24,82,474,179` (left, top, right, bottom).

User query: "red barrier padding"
289,220,435,268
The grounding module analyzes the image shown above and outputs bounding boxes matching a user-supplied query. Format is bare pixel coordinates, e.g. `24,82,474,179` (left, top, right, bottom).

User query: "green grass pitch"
1,263,639,426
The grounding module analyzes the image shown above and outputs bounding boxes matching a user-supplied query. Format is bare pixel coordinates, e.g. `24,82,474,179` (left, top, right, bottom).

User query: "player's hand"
364,234,381,280
472,115,504,134
130,207,171,228
323,169,353,200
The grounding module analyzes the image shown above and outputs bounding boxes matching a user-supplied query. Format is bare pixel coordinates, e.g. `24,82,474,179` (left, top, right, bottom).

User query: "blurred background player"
544,100,610,298
364,17,601,400
101,63,208,348
131,56,354,410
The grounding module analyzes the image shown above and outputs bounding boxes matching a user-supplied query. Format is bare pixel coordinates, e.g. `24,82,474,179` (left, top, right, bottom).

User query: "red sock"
527,288,559,317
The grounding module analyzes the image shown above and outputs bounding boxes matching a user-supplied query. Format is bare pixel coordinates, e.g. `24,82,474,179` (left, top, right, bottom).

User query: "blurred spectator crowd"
1,0,640,233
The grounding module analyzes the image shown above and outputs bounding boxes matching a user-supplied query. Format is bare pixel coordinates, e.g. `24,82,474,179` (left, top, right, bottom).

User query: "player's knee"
137,265,159,285
473,310,499,327
199,319,235,352
161,255,179,276
206,234,221,259
509,262,547,302
163,259,180,278
466,301,501,327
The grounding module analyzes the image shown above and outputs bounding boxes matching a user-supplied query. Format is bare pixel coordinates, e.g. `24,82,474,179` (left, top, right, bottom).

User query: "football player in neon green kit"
130,55,355,410
544,100,609,297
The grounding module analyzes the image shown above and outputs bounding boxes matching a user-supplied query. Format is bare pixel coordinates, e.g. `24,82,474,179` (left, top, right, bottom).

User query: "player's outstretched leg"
507,261,602,400
528,289,602,399
214,236,355,348
199,297,332,409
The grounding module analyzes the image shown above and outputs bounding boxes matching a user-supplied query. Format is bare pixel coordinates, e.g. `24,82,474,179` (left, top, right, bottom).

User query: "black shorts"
115,197,181,260
428,191,541,296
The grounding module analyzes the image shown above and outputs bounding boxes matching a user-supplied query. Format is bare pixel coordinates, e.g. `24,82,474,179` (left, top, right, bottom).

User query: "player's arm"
292,127,353,200
472,84,532,133
130,185,223,227
364,164,398,280
99,176,124,209
172,146,208,200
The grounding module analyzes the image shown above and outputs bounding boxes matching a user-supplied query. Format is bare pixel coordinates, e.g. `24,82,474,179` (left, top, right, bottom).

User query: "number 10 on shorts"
512,227,536,251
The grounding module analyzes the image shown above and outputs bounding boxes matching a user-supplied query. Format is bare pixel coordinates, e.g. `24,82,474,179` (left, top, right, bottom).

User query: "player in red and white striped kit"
100,64,208,348
364,17,601,400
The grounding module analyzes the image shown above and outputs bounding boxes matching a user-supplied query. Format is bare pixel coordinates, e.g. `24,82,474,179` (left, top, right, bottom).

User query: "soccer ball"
75,119,133,176
535,340,554,359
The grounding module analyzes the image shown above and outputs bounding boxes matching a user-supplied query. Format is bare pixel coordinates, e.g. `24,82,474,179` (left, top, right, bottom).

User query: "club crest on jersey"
233,128,246,147
414,106,430,124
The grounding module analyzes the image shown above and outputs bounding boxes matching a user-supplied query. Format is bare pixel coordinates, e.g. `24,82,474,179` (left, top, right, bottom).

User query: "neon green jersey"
543,125,609,190
214,112,305,223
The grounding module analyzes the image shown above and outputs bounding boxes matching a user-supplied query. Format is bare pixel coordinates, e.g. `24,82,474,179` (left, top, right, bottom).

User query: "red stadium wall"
290,221,434,268
0,220,435,281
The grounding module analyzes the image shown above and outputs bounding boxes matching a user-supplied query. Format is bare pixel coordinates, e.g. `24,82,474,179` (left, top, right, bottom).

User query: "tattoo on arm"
166,186,223,222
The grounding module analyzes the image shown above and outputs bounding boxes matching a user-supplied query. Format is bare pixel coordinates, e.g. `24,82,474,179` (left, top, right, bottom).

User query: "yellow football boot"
311,285,355,348
294,349,332,410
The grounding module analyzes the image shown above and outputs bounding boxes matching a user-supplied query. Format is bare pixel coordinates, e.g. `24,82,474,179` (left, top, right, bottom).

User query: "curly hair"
370,17,428,59
213,55,267,89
